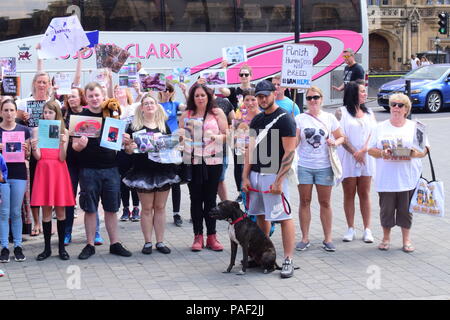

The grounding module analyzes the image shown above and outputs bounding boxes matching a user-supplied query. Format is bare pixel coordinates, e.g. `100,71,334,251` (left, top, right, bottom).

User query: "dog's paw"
236,270,246,276
223,269,232,273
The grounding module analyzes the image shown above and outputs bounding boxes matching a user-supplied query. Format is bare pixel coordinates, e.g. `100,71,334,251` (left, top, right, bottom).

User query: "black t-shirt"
215,97,233,125
343,63,365,86
77,109,118,169
126,124,171,170
0,124,31,180
249,107,296,174
228,85,255,111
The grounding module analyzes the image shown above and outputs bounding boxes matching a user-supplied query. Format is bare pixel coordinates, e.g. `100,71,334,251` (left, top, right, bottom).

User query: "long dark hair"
343,81,369,117
186,83,217,115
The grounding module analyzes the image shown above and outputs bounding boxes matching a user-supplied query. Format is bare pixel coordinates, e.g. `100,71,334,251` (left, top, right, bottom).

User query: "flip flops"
378,242,390,251
30,226,41,237
402,243,415,253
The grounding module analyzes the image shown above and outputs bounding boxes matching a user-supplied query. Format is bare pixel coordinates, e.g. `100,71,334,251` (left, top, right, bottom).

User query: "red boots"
191,234,223,251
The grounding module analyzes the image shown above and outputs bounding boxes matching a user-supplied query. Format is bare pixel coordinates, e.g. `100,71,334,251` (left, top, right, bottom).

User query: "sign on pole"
280,44,316,89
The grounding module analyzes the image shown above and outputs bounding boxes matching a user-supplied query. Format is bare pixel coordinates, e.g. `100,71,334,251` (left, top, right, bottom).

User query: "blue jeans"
0,179,27,248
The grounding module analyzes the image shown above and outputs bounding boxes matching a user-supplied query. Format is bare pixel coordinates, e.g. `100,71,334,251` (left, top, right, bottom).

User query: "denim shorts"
298,166,334,186
79,167,121,213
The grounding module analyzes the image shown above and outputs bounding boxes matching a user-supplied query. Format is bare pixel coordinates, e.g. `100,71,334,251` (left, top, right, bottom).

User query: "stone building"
368,0,450,71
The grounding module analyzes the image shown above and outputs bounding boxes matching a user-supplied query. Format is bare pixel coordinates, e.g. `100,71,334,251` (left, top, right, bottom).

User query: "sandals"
30,226,41,237
402,243,415,253
378,242,390,251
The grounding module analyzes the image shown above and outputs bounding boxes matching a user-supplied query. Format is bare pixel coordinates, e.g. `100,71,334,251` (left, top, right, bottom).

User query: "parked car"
377,64,450,113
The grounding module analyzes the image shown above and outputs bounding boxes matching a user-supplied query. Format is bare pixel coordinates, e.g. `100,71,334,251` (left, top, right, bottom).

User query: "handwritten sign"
280,44,316,89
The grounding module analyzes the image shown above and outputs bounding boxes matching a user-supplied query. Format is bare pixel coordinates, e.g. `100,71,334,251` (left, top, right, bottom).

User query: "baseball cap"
255,80,276,96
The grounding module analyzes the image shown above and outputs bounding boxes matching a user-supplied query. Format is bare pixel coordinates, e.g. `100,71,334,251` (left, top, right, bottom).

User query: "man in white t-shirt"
410,55,420,70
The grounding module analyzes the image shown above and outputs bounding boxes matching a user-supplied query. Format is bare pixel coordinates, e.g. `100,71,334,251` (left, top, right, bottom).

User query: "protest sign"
172,67,191,84
85,30,99,48
68,115,103,138
118,62,139,88
95,44,130,73
280,44,316,89
0,57,16,76
54,72,72,95
2,131,25,163
100,117,126,151
140,73,166,91
222,45,247,64
1,77,20,96
199,69,227,89
27,100,46,128
132,130,181,164
38,120,61,149
39,15,90,59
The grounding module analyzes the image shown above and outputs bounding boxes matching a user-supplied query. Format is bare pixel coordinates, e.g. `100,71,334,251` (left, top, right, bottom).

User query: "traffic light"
438,12,448,35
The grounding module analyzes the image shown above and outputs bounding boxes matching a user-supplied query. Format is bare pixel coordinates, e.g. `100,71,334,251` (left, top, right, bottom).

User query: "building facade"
368,0,450,71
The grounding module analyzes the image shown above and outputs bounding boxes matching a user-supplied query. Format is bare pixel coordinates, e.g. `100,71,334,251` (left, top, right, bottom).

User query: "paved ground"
1,102,450,301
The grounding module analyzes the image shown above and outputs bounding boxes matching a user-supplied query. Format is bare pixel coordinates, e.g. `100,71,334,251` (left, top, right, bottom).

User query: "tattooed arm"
271,136,296,195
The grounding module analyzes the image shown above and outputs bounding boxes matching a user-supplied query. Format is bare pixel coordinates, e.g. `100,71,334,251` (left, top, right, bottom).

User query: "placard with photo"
140,73,166,92
0,57,17,76
95,44,130,73
2,131,25,163
172,67,191,84
100,117,126,151
68,115,103,138
38,120,61,149
222,45,247,64
199,69,227,88
54,72,72,95
27,100,46,128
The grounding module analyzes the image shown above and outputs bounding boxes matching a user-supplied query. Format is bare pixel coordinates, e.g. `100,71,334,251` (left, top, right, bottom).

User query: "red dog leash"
245,187,291,215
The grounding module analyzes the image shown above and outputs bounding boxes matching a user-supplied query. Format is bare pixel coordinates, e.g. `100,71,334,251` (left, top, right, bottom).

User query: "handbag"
409,150,445,217
304,112,343,183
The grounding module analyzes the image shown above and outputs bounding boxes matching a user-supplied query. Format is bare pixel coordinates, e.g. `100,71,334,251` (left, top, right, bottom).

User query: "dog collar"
231,214,247,225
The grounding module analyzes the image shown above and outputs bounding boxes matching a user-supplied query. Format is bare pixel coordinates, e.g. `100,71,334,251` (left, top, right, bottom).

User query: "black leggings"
171,183,181,213
233,152,244,192
188,164,222,236
118,151,139,208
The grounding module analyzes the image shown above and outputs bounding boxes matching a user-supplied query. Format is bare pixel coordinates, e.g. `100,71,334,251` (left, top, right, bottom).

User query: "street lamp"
435,36,441,64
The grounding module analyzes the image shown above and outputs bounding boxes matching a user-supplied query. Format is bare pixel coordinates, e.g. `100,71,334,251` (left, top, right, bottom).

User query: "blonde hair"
389,93,411,118
132,93,167,133
306,85,323,97
32,72,51,98
113,85,133,105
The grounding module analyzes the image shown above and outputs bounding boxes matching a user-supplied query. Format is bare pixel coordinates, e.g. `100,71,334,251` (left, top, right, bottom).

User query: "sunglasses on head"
239,73,250,77
390,102,405,108
306,95,321,101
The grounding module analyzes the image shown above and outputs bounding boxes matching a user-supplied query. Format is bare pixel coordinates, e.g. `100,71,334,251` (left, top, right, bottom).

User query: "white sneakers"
363,228,374,243
343,227,374,243
343,227,356,242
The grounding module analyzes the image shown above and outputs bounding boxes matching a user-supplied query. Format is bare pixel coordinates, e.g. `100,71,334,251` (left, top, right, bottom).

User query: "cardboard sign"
140,73,166,92
222,45,247,64
68,115,103,138
0,57,16,76
1,77,20,96
199,69,227,89
95,44,130,73
280,44,316,89
27,100,46,128
37,120,61,149
2,131,25,163
100,117,126,151
39,15,90,59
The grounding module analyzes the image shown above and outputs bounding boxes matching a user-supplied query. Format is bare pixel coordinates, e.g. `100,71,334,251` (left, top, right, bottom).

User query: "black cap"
255,80,276,96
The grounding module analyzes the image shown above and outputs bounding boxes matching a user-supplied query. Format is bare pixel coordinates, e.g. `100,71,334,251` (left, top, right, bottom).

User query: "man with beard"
241,80,297,278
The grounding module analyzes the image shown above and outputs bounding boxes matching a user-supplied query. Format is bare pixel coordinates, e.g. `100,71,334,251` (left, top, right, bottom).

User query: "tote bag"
409,150,445,217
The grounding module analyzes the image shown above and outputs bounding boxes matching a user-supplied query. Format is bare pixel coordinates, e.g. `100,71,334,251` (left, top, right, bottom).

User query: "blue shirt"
276,97,300,117
0,154,8,182
160,101,181,132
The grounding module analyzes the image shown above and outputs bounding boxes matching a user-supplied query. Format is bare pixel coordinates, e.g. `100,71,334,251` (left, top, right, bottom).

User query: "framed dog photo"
100,117,126,151
68,115,103,138
222,45,247,64
38,120,61,149
199,69,227,89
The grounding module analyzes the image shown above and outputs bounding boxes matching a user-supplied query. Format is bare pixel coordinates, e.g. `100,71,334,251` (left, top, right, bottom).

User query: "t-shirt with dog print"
295,111,340,169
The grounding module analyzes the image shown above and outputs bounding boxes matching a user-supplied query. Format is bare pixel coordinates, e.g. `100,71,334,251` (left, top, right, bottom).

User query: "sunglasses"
390,102,405,108
343,55,351,59
306,95,321,101
239,73,250,77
